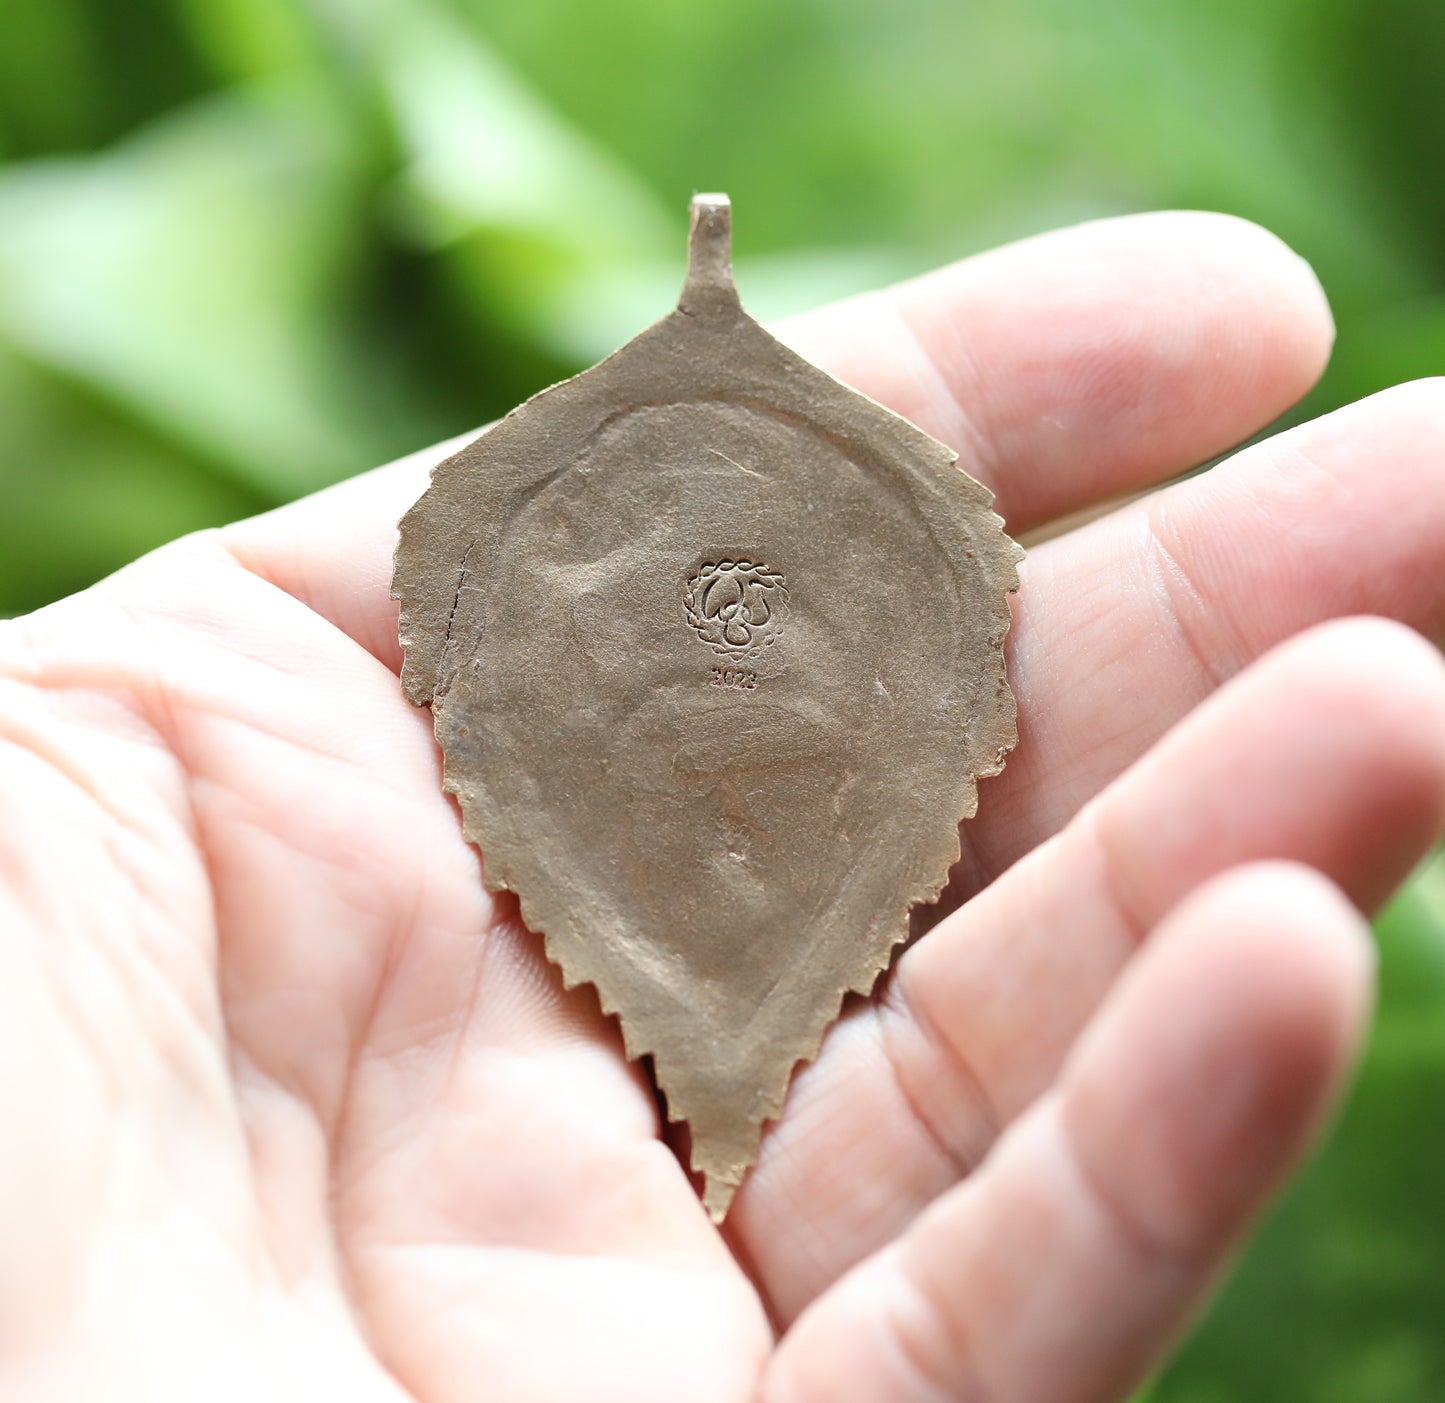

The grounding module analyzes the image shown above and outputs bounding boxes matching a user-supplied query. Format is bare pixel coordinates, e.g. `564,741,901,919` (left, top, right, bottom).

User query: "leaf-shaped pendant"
393,195,1022,1220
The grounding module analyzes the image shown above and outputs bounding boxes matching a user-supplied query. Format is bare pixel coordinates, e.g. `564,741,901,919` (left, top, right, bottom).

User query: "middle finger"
960,378,1445,890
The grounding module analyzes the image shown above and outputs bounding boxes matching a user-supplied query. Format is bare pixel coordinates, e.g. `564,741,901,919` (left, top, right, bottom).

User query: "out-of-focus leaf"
1292,0,1445,287
0,0,220,159
174,0,326,82
1320,297,1445,414
0,77,381,499
312,0,675,356
0,342,264,616
374,3,669,258
0,0,97,157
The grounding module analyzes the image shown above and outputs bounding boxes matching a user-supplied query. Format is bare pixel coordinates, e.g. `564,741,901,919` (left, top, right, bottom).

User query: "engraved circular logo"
684,556,789,657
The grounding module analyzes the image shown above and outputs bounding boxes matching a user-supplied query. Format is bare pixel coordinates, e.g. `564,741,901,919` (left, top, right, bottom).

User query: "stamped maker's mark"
684,556,788,663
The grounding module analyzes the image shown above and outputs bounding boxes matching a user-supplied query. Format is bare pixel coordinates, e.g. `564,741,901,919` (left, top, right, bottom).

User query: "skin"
1,209,1444,1402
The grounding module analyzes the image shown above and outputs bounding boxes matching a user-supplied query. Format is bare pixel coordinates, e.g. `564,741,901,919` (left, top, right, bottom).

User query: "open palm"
3,211,1444,1403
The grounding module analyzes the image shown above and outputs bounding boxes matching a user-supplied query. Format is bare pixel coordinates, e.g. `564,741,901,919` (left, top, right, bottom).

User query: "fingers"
898,616,1444,1139
970,378,1445,883
732,616,1445,1321
221,211,1331,667
220,430,476,672
763,862,1373,1403
774,209,1331,531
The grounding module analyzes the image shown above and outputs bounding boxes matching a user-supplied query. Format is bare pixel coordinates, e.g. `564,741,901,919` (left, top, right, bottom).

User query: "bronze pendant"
393,195,1022,1220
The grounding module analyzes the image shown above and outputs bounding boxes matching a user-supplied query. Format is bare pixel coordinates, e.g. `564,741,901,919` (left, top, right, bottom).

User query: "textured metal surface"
393,195,1022,1219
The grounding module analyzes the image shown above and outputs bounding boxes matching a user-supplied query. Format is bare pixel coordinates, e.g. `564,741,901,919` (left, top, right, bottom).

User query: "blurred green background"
1,0,1443,1395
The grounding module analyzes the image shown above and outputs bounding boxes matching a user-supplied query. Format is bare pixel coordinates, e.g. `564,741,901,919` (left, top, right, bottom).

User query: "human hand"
2,211,1442,1401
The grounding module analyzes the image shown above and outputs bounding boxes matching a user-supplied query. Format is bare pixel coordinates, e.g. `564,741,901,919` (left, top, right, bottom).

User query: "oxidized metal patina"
392,195,1022,1219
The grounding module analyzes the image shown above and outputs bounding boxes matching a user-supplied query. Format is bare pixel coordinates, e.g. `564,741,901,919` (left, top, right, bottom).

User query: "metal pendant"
393,194,1022,1219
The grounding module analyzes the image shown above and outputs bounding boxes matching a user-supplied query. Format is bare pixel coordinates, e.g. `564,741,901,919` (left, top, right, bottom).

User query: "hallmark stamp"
684,556,788,658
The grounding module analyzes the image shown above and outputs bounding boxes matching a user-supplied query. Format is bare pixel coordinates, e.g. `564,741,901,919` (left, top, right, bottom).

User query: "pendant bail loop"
680,193,741,313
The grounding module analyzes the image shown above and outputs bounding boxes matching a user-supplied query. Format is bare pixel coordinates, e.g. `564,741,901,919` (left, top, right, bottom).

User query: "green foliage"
1,2,1443,1396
